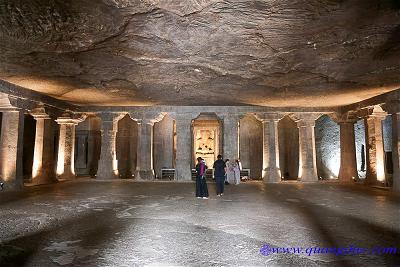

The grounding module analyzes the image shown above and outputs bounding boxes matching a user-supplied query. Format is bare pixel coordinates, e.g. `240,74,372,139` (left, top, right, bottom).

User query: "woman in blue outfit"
195,157,209,199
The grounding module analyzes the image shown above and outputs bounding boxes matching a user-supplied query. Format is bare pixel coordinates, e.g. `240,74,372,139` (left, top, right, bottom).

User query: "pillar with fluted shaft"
296,114,320,182
56,113,80,180
135,119,155,180
392,113,400,193
174,114,193,180
364,106,387,185
255,113,282,183
223,114,240,162
338,120,358,183
0,109,24,190
31,107,56,185
97,113,119,180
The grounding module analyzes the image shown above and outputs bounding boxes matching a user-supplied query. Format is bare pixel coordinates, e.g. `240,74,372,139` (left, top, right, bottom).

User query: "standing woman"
226,159,235,184
195,157,209,199
233,159,241,185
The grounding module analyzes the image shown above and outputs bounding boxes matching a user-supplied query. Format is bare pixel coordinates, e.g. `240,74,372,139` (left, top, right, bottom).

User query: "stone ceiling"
0,0,399,107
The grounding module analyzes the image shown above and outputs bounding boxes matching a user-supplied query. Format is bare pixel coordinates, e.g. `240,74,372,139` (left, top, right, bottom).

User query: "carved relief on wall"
195,129,216,167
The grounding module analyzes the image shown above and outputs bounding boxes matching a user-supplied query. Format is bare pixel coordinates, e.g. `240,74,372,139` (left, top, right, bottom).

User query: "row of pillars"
0,108,399,192
257,109,400,193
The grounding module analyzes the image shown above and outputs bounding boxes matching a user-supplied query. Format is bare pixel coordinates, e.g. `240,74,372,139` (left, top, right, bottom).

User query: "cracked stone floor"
0,180,399,266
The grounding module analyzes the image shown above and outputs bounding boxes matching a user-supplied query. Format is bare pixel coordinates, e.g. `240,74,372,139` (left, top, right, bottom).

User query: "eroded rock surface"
0,0,399,106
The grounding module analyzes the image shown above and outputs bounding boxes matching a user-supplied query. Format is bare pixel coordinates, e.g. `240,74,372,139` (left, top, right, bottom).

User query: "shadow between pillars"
260,184,400,266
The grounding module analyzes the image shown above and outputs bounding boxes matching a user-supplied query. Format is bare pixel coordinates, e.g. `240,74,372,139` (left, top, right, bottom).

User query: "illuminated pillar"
223,114,240,162
31,108,56,185
56,114,79,180
256,114,282,183
174,115,192,180
338,121,358,182
135,119,155,180
97,114,119,180
392,113,400,192
365,107,387,185
297,115,319,182
0,110,24,190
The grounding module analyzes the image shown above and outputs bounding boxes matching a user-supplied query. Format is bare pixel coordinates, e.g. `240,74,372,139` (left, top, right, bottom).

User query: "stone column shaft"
0,110,24,190
175,116,192,180
32,115,56,185
365,115,386,185
298,119,318,181
223,115,240,161
56,122,76,180
97,118,119,180
392,113,400,192
338,122,358,182
135,120,154,180
262,119,281,182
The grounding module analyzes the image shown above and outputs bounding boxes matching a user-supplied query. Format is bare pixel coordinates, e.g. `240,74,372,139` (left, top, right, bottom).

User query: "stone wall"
383,116,392,152
239,115,263,179
75,116,101,176
153,114,175,178
315,115,340,179
278,116,299,180
22,114,36,180
355,120,366,179
116,115,137,178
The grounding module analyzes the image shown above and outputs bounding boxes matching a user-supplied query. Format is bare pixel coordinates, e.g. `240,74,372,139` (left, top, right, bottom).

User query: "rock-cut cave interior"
0,1,399,266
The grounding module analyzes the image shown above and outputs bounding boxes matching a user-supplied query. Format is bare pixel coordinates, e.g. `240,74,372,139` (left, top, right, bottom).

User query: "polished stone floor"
0,180,399,266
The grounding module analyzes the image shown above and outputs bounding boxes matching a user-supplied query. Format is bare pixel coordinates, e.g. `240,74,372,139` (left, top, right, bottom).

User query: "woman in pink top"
195,157,209,199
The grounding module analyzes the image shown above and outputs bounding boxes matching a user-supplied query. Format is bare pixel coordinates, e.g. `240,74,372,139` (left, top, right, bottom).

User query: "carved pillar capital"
30,105,51,120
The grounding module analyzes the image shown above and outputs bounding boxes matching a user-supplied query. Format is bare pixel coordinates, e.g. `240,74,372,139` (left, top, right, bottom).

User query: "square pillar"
135,119,155,180
97,114,119,180
364,107,387,185
0,110,24,190
31,107,56,185
255,113,283,183
56,114,80,180
338,121,358,182
174,115,193,180
223,114,240,162
297,115,320,182
392,113,400,193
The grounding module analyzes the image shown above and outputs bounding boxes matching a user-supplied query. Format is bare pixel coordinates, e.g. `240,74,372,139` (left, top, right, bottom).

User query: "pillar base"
57,171,76,181
1,181,23,191
31,175,57,186
175,167,192,181
262,168,281,183
96,170,119,180
338,174,356,183
135,169,155,180
298,168,318,182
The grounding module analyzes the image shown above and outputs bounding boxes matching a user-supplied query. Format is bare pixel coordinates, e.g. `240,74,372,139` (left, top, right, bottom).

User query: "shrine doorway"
192,113,222,169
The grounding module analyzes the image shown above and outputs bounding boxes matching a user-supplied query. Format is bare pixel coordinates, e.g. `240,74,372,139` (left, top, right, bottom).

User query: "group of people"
195,155,242,199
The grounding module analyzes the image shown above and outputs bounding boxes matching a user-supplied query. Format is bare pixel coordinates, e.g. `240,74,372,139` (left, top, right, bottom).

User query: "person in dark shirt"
213,155,226,196
195,157,209,199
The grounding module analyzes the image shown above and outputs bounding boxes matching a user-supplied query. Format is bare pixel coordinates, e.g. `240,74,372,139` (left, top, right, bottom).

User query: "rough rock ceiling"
0,0,399,107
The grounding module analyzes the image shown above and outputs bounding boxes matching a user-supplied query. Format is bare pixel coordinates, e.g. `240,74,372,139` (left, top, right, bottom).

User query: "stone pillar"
56,114,80,180
0,110,24,190
392,113,400,193
31,107,56,185
135,119,155,180
174,115,193,181
338,121,358,182
364,106,387,185
223,114,240,161
255,113,282,183
97,114,119,180
297,114,320,182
